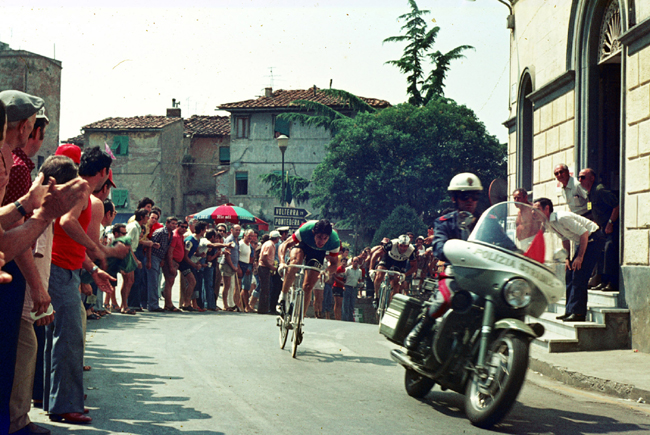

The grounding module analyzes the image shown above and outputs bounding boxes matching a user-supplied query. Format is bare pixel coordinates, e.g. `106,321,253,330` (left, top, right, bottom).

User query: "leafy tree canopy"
259,172,310,205
371,205,428,246
384,0,473,106
310,96,506,232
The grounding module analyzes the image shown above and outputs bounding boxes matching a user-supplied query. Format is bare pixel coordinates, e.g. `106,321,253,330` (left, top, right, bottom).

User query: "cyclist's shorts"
296,241,326,268
378,256,408,273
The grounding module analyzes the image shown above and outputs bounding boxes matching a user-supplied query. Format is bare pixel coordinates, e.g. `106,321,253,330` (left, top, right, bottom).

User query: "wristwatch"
91,265,99,274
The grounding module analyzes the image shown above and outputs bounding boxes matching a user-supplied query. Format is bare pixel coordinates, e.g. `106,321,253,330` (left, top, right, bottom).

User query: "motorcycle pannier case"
380,294,423,345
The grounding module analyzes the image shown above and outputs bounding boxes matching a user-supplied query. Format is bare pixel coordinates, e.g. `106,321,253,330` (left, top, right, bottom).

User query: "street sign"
274,207,311,219
273,217,305,228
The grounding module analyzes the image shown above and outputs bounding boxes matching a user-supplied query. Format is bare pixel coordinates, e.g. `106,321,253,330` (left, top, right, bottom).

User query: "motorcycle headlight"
502,278,532,308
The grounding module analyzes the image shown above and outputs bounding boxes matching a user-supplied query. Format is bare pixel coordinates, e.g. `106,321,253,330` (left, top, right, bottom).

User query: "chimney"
167,98,181,118
313,85,317,96
265,87,273,98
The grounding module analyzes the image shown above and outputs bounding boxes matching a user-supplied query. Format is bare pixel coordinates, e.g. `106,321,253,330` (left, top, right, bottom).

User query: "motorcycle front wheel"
404,369,435,398
464,332,529,429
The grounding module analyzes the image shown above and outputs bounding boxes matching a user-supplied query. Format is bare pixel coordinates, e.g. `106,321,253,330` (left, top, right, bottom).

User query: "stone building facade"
82,114,185,219
507,0,650,352
0,41,62,167
218,87,390,220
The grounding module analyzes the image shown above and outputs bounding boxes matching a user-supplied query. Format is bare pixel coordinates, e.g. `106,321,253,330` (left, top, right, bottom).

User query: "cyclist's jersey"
292,220,340,258
382,239,416,262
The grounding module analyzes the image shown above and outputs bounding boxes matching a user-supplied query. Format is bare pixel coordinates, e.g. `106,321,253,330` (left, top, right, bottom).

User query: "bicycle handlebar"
287,264,324,273
370,269,406,278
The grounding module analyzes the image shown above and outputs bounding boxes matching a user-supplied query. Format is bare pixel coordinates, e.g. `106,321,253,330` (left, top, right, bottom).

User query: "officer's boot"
404,315,434,351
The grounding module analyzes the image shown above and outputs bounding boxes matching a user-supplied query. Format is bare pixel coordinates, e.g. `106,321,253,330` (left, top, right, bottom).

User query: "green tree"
259,172,310,205
310,96,506,233
371,205,428,246
384,0,473,106
277,88,377,133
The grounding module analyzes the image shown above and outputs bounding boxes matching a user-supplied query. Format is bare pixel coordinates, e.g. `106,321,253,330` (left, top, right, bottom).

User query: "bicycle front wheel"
279,314,289,349
291,294,303,358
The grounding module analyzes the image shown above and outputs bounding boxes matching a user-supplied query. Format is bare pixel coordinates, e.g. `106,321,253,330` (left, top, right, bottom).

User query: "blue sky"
0,0,511,142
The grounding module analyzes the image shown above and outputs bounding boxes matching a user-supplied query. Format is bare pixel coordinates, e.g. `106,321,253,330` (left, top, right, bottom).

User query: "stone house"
506,0,650,352
0,41,62,168
182,114,231,214
217,87,390,221
82,113,185,219
78,107,230,220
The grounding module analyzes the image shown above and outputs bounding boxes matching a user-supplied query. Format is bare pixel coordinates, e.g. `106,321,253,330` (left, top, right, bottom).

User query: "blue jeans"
192,267,205,304
146,256,163,310
129,246,148,308
240,262,253,291
0,261,26,433
44,265,84,414
203,265,216,309
342,285,357,322
323,283,334,313
565,234,606,316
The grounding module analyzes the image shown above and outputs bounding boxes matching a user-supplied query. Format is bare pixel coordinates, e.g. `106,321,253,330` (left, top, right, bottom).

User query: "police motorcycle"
380,201,564,429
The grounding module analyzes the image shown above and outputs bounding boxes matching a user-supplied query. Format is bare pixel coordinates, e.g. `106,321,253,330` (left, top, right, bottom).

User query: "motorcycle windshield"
467,202,562,269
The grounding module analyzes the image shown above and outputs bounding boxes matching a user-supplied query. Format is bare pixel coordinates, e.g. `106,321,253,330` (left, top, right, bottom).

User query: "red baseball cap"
107,168,116,188
55,143,81,164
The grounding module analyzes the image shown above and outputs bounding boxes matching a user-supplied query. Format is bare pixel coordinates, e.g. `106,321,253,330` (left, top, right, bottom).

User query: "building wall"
182,135,230,216
0,47,62,167
228,111,330,218
508,0,650,351
86,120,184,217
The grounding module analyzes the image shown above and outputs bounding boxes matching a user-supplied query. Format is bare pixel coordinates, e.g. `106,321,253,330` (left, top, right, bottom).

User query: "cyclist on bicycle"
370,234,417,305
278,219,340,315
404,172,483,351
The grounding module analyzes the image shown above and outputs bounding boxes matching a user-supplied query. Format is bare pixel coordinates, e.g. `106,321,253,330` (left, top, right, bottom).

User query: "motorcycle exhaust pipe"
390,349,435,379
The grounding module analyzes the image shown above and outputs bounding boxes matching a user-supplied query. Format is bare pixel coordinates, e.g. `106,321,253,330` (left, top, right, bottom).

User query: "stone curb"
529,357,650,403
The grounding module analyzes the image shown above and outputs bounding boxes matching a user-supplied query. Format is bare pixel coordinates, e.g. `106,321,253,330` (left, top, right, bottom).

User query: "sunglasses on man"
457,192,480,201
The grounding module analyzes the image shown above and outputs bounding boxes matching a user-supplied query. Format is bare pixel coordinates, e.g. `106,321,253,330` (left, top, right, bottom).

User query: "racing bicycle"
371,268,405,329
277,263,323,358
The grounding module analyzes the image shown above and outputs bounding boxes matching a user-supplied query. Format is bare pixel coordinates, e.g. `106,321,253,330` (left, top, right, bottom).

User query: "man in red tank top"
44,146,119,425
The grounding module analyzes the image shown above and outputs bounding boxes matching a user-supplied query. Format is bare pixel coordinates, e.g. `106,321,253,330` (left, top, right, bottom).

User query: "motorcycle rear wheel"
464,332,529,429
404,369,435,398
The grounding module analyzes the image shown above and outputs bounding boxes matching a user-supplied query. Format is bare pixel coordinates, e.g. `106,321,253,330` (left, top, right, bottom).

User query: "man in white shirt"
342,257,363,322
553,163,589,217
533,198,604,322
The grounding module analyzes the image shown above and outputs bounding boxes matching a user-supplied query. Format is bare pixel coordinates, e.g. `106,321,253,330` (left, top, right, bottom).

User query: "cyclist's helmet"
397,234,410,246
447,172,483,192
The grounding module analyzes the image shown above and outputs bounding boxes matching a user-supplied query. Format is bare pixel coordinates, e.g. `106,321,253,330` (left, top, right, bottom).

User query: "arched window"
516,72,534,193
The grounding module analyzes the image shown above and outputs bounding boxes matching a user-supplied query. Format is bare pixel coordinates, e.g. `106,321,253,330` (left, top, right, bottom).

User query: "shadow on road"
413,389,650,434
294,348,396,366
44,313,225,435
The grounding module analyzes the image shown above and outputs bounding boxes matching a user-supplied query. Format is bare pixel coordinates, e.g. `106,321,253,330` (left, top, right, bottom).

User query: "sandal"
165,306,181,312
87,313,100,320
121,309,136,315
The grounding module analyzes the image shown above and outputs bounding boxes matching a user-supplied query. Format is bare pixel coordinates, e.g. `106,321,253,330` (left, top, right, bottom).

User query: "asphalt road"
29,310,650,435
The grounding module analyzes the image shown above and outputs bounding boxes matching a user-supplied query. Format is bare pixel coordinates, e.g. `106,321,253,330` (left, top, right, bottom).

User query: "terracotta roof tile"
184,115,230,137
83,115,180,130
62,134,85,146
218,87,390,110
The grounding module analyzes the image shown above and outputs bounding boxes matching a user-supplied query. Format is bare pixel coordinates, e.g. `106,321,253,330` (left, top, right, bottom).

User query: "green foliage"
259,172,310,205
384,0,473,106
277,88,377,133
310,97,506,233
371,205,428,246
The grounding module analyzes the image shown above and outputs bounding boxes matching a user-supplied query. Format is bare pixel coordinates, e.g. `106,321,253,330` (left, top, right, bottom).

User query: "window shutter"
113,189,129,208
274,118,290,137
219,147,230,163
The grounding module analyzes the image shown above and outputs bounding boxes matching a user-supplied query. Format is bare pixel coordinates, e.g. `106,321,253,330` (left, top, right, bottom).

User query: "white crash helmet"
448,172,483,192
397,234,410,245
